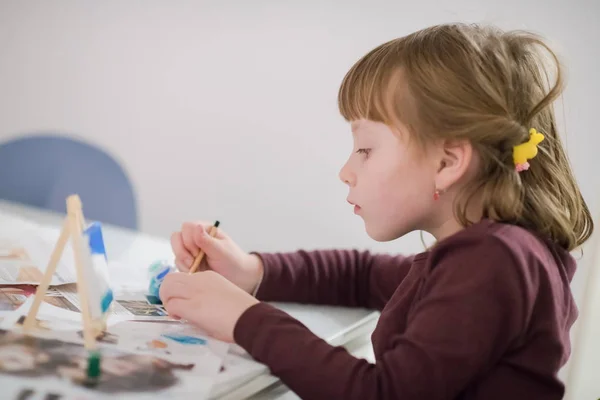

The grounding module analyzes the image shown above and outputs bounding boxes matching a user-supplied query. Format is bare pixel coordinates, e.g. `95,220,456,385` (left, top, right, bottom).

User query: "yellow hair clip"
513,128,544,172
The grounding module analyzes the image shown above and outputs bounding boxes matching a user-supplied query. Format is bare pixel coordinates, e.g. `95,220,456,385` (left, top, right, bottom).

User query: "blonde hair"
338,23,593,251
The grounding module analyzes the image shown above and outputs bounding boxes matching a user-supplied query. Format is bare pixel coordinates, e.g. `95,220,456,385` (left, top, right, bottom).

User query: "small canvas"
79,222,113,321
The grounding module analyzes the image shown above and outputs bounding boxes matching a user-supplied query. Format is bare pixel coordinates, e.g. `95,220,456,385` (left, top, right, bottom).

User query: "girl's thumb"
194,225,222,254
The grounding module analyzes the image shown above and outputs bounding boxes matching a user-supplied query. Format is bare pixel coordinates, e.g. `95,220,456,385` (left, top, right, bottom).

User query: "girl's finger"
171,232,194,268
159,273,195,303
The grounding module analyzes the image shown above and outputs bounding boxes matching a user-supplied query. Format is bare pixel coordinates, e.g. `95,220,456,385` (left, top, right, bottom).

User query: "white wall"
0,1,598,398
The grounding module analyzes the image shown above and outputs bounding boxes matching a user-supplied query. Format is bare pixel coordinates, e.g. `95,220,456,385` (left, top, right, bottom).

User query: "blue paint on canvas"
101,289,114,313
82,222,113,317
85,222,107,260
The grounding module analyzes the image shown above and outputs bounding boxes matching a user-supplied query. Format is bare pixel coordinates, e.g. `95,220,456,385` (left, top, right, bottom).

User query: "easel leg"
67,197,97,351
23,219,70,332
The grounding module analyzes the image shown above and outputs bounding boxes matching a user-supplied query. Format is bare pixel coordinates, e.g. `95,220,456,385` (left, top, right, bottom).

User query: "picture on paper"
76,330,119,345
0,247,27,261
0,286,78,313
107,321,229,375
0,243,76,286
11,387,64,400
0,263,45,285
0,329,195,394
116,300,168,317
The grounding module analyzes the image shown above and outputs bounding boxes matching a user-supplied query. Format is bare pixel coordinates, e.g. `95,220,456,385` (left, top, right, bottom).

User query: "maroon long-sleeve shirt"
233,219,577,399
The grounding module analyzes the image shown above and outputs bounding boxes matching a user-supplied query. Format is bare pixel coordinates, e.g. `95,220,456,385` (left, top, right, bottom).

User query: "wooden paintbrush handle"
188,222,219,274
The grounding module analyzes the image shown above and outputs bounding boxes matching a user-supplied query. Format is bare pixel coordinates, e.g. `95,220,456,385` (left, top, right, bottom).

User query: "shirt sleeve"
252,249,414,309
234,236,532,400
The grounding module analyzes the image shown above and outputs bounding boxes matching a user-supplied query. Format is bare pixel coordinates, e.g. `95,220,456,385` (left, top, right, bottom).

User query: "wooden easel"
22,194,103,351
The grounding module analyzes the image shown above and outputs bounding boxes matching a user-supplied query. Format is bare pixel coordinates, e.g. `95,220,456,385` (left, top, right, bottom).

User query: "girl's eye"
356,148,371,157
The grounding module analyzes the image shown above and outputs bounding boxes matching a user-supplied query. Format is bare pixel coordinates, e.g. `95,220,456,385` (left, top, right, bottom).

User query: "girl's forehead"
351,120,404,143
351,119,382,133
350,120,363,135
350,120,363,129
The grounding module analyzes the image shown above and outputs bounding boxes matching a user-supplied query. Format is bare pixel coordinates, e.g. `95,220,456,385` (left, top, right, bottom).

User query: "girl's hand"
170,221,263,294
159,271,259,343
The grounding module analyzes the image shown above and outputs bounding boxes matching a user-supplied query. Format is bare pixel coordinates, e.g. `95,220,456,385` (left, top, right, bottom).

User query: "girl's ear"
434,139,474,191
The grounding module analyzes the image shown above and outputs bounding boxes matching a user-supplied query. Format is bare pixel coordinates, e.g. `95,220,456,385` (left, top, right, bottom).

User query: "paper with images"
0,296,86,332
106,321,229,372
0,230,78,286
0,262,76,286
0,325,229,400
113,299,171,319
0,285,79,316
0,289,126,333
57,285,179,322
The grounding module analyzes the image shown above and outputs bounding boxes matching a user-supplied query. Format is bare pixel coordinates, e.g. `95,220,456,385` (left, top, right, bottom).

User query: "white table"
0,200,377,399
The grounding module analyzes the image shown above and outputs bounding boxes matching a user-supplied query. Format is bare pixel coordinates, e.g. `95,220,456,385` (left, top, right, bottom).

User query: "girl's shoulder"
429,218,576,283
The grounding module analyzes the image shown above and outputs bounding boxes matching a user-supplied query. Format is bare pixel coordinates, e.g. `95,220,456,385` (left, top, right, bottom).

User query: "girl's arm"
252,249,415,310
235,237,534,400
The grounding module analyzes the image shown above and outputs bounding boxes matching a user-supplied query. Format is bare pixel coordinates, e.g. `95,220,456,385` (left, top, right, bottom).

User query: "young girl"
159,23,594,399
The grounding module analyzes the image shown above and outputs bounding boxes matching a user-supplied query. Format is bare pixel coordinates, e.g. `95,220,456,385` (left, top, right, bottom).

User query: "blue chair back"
0,135,138,229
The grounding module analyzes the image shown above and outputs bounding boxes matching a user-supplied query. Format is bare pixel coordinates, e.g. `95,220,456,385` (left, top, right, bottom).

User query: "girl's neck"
428,217,465,242
425,194,485,242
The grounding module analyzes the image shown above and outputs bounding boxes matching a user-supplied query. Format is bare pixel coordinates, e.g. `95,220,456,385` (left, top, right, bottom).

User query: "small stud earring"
433,189,441,201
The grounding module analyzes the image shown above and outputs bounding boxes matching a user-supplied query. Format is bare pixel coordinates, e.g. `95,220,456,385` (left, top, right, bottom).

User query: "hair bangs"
338,41,402,125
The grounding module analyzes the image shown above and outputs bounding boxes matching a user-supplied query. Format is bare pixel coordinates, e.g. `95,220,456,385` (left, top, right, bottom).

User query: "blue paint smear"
148,262,174,298
161,334,207,345
101,289,114,313
84,222,107,259
156,268,170,280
